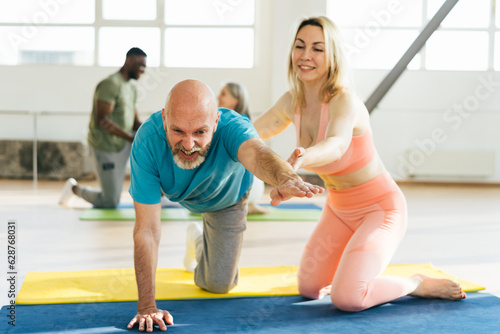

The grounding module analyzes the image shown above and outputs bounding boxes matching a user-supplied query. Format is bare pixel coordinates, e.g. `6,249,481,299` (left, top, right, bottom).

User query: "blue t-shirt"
129,108,259,214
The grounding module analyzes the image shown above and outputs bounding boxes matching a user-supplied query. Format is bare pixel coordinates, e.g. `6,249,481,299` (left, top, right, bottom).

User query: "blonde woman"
254,16,465,312
218,82,269,214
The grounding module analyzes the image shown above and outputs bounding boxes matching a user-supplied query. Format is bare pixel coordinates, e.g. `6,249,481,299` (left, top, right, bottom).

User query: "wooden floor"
1,178,499,306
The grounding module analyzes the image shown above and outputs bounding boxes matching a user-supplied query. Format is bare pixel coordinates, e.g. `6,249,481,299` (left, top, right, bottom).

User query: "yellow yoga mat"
16,264,484,305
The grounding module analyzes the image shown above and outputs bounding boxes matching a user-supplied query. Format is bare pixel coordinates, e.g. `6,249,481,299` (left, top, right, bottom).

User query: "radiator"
401,150,495,178
0,140,85,180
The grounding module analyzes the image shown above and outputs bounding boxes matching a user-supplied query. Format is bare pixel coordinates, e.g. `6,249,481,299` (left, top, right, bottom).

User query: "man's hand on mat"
270,179,324,206
128,308,174,332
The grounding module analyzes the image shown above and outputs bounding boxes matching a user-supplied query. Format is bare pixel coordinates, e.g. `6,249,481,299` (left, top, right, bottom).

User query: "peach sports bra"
294,104,375,176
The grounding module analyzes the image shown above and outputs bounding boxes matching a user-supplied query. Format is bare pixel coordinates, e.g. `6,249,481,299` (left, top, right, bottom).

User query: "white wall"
1,0,499,183
357,70,500,182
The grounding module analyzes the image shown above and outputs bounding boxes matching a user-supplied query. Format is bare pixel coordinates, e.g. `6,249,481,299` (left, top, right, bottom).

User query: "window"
328,0,422,27
164,28,254,68
0,0,95,24
0,0,256,68
102,0,157,21
164,0,255,68
164,0,255,25
426,31,489,71
0,0,95,66
496,32,500,70
340,28,420,70
497,1,500,27
98,28,161,67
327,0,499,71
327,0,422,70
427,0,490,28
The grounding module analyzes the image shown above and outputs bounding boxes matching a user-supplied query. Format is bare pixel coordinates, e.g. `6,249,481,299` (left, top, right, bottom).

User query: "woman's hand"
287,147,306,171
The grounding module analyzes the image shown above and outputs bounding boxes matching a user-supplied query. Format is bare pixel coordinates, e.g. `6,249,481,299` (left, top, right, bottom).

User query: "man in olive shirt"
59,47,146,208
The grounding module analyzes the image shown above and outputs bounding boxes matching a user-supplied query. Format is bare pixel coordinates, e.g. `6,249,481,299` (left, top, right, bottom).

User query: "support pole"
32,111,38,191
364,0,460,113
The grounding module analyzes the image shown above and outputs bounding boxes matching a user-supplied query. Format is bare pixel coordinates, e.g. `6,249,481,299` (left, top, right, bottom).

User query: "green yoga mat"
80,207,322,221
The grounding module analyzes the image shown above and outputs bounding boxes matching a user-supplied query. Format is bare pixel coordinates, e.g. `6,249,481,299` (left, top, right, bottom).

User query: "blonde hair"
287,16,349,109
224,82,251,119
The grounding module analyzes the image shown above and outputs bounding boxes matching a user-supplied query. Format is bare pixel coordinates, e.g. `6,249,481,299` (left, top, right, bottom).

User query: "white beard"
172,151,206,169
169,141,211,170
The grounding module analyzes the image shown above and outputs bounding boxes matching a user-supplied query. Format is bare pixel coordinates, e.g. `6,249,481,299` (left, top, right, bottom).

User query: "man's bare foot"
409,274,466,300
247,203,270,215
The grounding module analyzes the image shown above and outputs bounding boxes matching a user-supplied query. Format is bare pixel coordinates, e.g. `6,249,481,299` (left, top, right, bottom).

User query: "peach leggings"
297,173,417,312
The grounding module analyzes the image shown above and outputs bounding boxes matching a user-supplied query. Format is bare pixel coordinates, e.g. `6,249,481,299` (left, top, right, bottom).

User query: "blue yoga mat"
1,293,498,333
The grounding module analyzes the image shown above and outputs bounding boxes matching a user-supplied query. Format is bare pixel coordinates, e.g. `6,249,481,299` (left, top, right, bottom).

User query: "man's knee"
195,273,238,294
97,194,120,208
204,281,236,294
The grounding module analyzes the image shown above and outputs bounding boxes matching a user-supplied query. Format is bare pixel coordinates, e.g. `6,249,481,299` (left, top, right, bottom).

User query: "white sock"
184,223,202,273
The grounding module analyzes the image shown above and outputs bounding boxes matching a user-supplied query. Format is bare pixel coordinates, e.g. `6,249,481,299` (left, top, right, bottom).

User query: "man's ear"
161,108,167,131
124,56,133,68
214,111,221,132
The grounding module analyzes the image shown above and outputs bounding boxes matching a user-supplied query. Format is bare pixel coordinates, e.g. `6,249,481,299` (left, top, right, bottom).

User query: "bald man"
127,79,323,332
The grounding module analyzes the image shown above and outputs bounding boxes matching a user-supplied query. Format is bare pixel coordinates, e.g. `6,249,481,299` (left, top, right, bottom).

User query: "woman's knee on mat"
297,278,325,300
298,287,323,300
330,285,369,312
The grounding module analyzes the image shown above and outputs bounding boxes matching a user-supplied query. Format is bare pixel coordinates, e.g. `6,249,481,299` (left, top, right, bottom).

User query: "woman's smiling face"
292,25,328,85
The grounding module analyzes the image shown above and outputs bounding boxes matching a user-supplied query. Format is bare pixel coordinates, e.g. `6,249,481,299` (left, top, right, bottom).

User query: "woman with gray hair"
218,82,251,118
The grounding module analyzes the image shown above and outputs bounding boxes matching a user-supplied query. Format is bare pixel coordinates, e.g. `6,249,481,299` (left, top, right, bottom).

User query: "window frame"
0,0,257,68
326,0,499,71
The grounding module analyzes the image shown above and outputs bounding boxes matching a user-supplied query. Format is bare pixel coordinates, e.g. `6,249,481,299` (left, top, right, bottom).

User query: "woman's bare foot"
409,274,466,300
318,285,332,299
247,203,270,215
